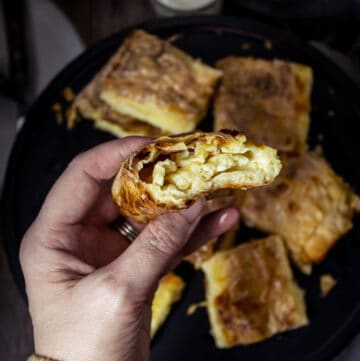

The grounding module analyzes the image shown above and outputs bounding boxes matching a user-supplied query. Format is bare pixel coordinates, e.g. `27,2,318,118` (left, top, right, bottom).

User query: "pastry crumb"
52,103,61,111
320,274,337,298
52,103,63,124
313,144,323,155
241,42,251,50
264,39,273,50
187,301,207,316
62,87,75,102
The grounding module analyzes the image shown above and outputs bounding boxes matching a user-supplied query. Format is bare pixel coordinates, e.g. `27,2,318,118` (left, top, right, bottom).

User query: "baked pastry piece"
151,273,185,338
98,30,221,134
202,235,308,348
67,34,165,138
67,71,164,138
214,57,312,155
242,153,360,273
112,130,282,222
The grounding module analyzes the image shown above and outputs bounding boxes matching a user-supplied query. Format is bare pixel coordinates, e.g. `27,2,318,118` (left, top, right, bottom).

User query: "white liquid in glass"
157,0,216,11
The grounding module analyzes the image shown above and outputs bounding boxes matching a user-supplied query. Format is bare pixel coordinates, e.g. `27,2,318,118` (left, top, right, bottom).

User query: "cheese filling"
137,137,281,204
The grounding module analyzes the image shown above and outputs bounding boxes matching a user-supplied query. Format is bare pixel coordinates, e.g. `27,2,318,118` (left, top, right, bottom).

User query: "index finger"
38,137,151,226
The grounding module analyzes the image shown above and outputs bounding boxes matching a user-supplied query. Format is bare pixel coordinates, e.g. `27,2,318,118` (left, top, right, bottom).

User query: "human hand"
20,137,239,361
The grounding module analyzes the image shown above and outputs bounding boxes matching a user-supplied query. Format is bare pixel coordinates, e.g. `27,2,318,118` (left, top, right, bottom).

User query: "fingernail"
180,198,205,223
219,208,240,226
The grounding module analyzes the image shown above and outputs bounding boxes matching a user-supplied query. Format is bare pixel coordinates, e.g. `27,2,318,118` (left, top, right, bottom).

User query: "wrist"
28,354,60,361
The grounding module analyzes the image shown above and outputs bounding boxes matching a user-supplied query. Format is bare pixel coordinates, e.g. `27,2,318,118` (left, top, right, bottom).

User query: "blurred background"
0,0,359,359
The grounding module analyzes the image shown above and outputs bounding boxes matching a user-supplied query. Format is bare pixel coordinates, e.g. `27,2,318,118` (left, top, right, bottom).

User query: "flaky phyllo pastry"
67,32,164,138
67,66,165,138
202,236,308,348
112,130,282,222
214,57,312,155
68,30,221,136
242,153,360,274
100,30,221,134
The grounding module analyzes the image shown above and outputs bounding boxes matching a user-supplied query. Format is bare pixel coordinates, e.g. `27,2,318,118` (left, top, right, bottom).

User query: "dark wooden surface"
54,0,156,46
0,207,33,360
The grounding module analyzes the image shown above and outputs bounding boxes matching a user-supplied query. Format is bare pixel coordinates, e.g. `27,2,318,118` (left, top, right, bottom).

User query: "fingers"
84,180,119,226
39,137,151,226
107,199,205,294
183,207,240,256
76,226,131,268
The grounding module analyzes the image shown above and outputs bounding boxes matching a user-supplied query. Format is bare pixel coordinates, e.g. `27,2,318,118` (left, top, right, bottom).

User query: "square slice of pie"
67,39,164,138
241,153,360,273
99,30,222,134
202,235,308,347
214,56,312,155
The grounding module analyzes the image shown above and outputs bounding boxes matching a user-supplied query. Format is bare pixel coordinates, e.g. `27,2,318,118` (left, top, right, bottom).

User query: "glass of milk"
150,0,223,16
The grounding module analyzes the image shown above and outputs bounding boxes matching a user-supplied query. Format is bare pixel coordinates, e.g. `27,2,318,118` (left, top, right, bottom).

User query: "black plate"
3,16,360,361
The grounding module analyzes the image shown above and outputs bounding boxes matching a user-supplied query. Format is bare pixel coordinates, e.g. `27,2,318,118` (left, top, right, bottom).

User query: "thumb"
108,199,205,295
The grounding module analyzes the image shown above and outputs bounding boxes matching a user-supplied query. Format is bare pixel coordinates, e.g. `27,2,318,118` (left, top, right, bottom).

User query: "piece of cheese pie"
202,235,308,347
241,153,360,273
100,30,222,134
214,56,312,155
112,130,282,222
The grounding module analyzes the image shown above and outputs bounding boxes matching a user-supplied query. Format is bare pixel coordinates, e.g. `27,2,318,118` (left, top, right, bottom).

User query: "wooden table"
0,205,33,360
54,0,157,46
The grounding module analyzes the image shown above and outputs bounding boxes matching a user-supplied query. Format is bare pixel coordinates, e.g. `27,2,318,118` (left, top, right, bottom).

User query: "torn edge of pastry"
112,130,282,222
151,273,185,338
201,236,308,348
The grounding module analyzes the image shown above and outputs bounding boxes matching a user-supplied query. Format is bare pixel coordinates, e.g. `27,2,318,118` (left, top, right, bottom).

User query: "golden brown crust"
112,130,282,222
67,34,165,138
241,153,360,273
214,57,312,155
202,236,308,347
100,30,222,133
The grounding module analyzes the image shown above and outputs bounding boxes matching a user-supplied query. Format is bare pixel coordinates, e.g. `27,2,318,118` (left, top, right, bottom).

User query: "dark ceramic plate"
3,16,360,361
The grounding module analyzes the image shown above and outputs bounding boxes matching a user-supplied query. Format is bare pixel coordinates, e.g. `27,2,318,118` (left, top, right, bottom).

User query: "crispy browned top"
242,153,360,272
112,130,280,223
68,41,164,137
211,236,306,344
102,30,219,116
215,57,310,154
